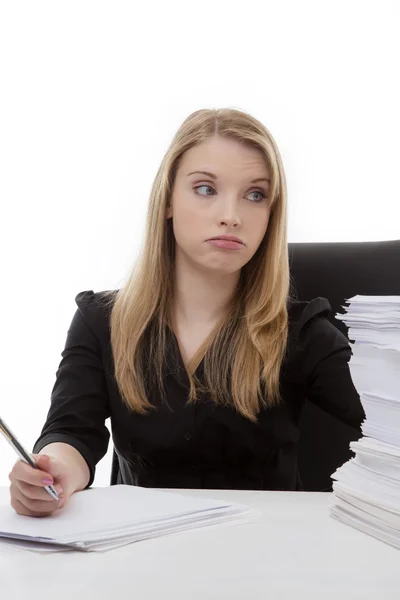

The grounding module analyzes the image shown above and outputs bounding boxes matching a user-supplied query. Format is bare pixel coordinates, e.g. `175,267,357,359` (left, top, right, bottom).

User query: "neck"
171,256,241,327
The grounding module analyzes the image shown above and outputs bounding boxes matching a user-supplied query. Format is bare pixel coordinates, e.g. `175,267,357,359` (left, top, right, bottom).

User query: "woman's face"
167,135,272,275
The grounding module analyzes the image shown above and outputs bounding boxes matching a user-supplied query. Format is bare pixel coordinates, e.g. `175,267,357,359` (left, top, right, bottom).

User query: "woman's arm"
33,294,111,488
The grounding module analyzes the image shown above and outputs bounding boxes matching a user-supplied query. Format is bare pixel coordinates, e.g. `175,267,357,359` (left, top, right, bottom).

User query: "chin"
206,262,243,276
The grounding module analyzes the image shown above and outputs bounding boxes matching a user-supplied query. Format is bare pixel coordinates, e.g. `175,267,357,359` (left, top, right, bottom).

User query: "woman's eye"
193,185,266,202
248,191,266,203
194,185,215,196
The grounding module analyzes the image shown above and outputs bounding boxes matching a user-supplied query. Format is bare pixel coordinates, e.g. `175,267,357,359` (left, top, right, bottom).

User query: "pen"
0,416,59,501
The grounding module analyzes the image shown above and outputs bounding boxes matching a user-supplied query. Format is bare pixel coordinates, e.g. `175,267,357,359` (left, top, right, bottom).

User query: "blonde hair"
103,107,291,422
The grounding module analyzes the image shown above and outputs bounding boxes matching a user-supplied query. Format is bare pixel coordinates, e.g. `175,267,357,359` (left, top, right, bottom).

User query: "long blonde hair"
102,107,292,422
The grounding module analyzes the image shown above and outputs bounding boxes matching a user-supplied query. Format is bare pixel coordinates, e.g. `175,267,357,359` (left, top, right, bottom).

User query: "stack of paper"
0,484,254,553
330,295,400,550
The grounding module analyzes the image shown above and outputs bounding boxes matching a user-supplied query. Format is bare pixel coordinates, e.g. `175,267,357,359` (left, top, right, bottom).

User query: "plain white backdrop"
0,1,399,488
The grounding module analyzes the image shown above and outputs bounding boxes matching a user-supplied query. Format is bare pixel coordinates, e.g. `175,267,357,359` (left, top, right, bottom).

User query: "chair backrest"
110,239,400,490
289,239,400,490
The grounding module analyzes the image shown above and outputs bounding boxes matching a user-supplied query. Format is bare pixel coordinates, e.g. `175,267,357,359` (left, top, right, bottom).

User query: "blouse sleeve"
32,291,111,488
296,297,366,431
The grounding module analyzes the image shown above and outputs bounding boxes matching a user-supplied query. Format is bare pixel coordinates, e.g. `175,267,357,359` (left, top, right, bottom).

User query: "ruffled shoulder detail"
75,289,96,307
288,296,332,338
75,289,118,309
74,289,119,346
283,296,335,379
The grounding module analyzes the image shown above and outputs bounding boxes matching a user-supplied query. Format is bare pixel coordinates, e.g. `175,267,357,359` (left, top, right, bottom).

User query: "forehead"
179,136,270,178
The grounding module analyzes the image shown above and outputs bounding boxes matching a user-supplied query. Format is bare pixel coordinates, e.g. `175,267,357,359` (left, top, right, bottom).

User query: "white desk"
0,486,399,600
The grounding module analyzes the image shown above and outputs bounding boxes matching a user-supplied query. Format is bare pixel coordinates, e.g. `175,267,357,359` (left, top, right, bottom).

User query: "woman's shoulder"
75,289,119,310
285,295,349,377
73,289,119,345
287,295,332,337
287,295,347,347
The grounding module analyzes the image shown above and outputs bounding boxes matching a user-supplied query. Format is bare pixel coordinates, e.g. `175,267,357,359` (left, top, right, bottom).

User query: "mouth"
207,237,245,250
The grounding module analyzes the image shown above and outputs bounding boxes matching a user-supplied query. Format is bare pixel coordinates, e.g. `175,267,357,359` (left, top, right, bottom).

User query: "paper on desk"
331,494,400,551
1,509,258,554
348,365,400,404
336,297,400,351
343,295,400,306
349,343,400,370
362,423,400,448
0,485,255,553
332,461,400,511
351,437,400,479
330,294,400,551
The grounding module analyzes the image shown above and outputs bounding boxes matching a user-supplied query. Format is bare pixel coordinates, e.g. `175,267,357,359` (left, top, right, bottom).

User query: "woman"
9,107,365,517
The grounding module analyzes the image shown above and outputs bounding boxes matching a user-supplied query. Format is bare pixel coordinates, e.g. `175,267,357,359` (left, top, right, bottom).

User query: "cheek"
173,198,206,235
172,193,198,221
250,210,270,239
173,211,193,240
172,206,203,249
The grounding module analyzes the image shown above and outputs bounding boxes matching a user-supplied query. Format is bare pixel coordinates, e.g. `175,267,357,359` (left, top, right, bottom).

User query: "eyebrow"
186,170,270,184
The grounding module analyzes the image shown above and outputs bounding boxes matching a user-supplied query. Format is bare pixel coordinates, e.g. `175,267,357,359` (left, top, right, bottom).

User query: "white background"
0,1,399,488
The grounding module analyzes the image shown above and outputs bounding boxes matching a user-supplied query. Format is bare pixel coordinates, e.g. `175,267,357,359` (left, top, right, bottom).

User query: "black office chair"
110,239,400,490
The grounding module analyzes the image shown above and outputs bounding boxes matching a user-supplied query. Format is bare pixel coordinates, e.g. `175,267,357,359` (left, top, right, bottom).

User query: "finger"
10,485,54,517
10,492,56,518
10,480,61,511
14,487,60,516
11,460,53,487
33,454,52,473
14,479,63,502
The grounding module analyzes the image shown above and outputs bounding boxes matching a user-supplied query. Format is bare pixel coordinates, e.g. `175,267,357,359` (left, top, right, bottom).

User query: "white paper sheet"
0,485,254,552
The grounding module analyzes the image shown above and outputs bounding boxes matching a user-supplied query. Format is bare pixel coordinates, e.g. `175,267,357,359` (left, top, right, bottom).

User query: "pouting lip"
207,235,244,245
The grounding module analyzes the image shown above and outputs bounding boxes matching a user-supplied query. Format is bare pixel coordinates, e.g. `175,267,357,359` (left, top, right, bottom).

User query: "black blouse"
32,290,365,491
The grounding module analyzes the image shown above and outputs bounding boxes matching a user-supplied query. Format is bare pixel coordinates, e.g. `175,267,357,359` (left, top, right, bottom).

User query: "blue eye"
193,185,266,203
248,191,266,203
194,185,215,196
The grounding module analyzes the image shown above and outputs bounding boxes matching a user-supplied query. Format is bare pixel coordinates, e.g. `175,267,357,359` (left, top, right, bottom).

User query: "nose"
218,199,241,227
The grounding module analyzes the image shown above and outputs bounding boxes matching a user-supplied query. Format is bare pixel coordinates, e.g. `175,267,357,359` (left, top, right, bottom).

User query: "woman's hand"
9,453,75,517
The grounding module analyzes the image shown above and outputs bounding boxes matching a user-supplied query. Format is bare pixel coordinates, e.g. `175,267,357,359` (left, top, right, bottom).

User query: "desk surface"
0,486,399,600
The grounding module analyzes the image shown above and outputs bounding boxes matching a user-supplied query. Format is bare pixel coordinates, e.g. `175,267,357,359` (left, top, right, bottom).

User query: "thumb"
33,453,53,477
33,453,72,496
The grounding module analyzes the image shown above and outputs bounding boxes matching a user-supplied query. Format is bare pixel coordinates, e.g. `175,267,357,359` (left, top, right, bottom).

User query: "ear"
166,204,173,219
